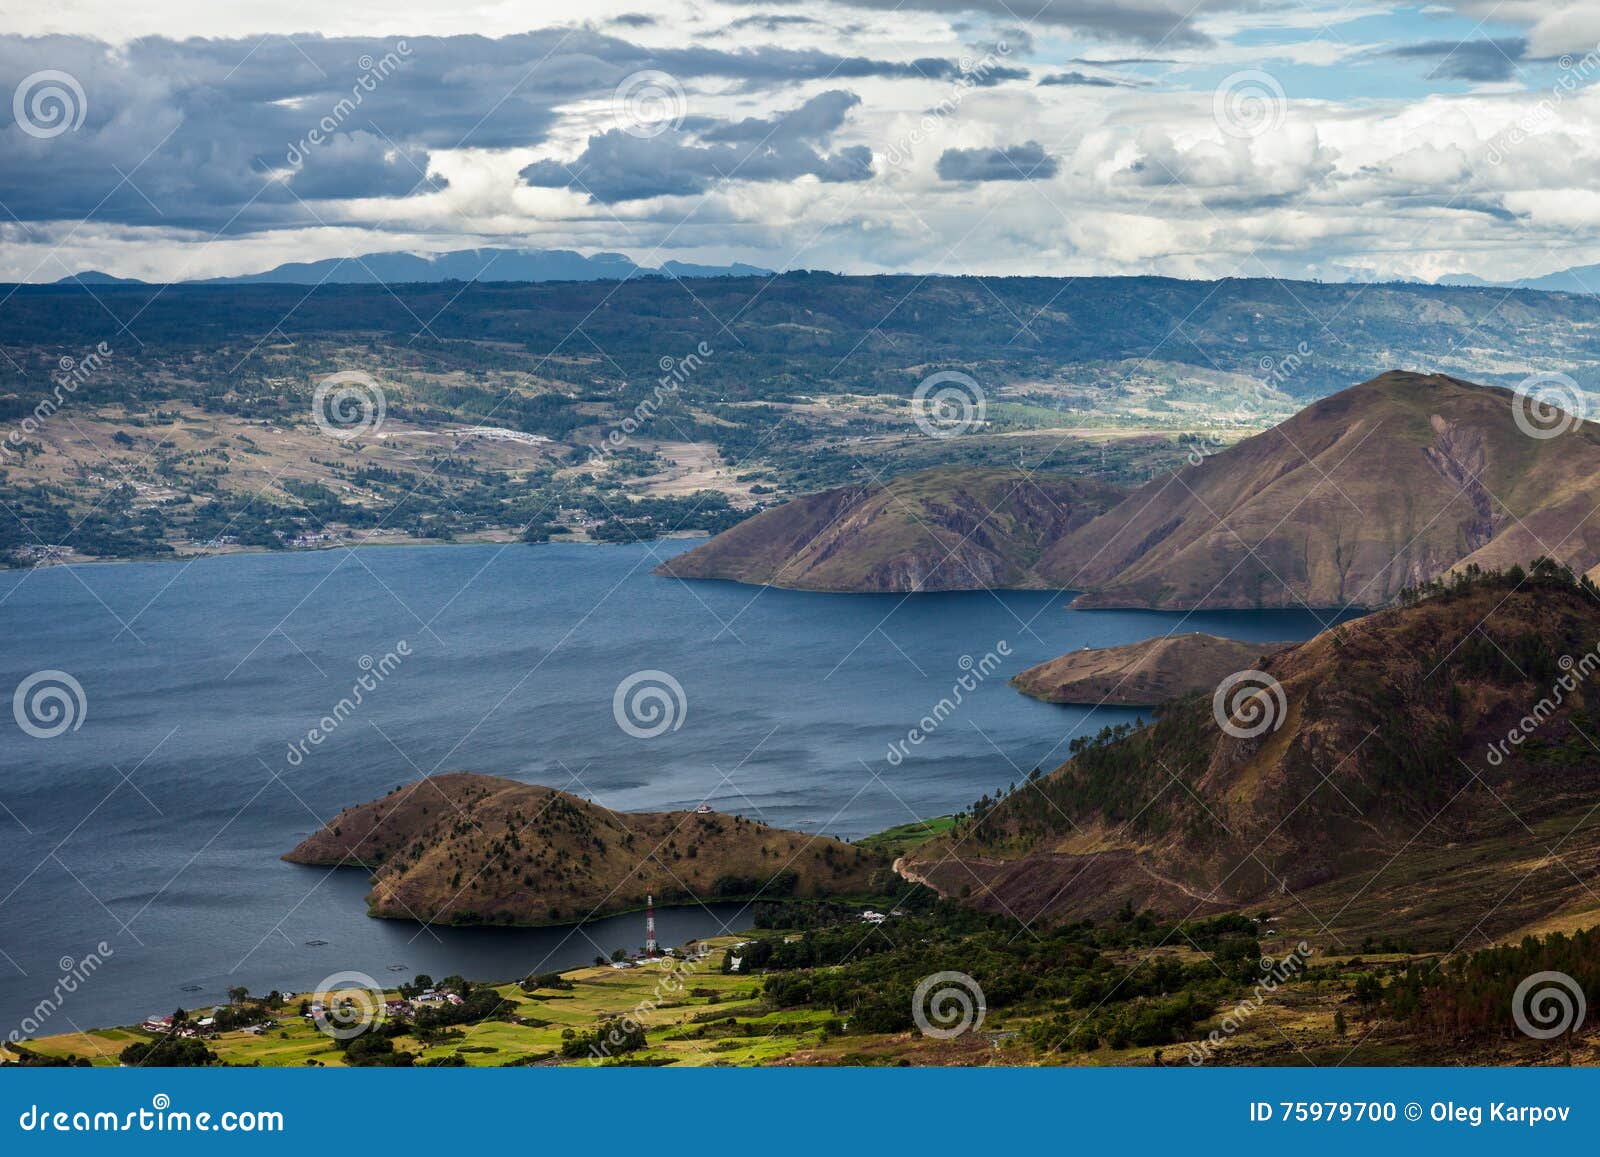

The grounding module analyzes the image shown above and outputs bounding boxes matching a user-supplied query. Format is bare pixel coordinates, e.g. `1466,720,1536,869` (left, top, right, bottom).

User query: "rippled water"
0,540,1337,1030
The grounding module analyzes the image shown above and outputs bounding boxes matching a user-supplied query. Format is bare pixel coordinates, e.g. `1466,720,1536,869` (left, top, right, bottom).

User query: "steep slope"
1040,372,1600,609
908,567,1600,944
1010,633,1291,706
285,772,881,926
655,467,1125,592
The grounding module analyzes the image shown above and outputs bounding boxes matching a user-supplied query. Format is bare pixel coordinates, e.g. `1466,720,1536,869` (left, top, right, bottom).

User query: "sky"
2,0,1599,283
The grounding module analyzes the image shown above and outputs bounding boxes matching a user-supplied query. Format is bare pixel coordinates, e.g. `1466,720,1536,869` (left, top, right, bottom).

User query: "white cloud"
6,6,1600,284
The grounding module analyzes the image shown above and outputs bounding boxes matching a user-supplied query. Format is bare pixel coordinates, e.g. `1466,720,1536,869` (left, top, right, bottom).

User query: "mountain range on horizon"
45,248,1600,295
53,247,773,288
1436,262,1600,295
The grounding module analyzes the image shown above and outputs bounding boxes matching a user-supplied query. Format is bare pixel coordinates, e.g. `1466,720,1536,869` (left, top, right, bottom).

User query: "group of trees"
559,1021,647,1060
1375,928,1599,1043
739,898,1274,1054
1398,557,1600,606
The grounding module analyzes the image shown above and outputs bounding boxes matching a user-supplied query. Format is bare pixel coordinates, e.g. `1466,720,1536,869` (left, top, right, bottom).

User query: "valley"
8,276,1600,568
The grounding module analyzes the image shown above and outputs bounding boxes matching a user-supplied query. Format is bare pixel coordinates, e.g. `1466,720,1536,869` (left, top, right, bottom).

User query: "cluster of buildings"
18,544,74,563
858,907,906,926
138,1013,222,1037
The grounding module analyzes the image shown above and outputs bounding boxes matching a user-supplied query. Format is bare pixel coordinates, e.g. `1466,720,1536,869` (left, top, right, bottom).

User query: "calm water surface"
0,540,1340,1030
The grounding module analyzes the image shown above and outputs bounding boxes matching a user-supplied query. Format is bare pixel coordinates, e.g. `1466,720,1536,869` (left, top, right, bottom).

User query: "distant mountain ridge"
55,247,772,287
1437,262,1600,295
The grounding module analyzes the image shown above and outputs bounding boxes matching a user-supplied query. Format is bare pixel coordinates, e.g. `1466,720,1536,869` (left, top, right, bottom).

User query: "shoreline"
0,529,714,574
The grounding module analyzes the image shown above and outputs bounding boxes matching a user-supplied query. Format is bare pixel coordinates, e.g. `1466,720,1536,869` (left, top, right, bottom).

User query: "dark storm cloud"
936,141,1058,181
522,90,874,203
0,29,982,230
1380,37,1528,82
688,89,861,144
1038,70,1143,87
725,14,825,31
715,0,1256,46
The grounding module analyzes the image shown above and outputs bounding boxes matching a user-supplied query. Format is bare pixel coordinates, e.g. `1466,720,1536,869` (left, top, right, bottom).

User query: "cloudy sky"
3,0,1599,283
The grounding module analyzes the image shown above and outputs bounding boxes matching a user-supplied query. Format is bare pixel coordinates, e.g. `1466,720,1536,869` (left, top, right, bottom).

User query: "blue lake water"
0,540,1341,1032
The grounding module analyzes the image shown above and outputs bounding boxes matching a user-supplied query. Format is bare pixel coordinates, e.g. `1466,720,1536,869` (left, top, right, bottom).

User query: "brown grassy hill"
1040,371,1600,609
1010,633,1291,706
285,772,882,926
907,566,1600,945
654,466,1124,592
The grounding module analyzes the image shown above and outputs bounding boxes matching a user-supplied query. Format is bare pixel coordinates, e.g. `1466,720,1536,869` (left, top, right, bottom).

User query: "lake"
0,539,1340,1032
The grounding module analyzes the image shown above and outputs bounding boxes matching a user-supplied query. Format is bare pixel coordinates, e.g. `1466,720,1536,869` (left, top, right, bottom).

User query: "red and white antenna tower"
645,894,658,956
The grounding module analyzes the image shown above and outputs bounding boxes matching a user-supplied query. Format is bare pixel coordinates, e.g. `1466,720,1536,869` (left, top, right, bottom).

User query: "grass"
24,937,1591,1068
22,939,836,1069
855,816,957,859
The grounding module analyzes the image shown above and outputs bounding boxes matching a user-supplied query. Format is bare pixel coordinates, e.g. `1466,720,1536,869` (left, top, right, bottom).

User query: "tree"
119,1037,218,1067
1352,973,1382,1007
